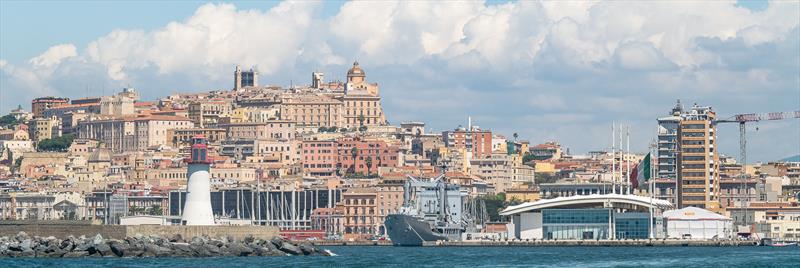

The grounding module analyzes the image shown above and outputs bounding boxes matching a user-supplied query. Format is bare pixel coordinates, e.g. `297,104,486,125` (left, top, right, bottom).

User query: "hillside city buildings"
1,62,799,241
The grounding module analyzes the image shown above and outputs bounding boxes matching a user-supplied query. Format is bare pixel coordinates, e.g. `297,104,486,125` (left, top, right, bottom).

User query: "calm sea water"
1,246,798,267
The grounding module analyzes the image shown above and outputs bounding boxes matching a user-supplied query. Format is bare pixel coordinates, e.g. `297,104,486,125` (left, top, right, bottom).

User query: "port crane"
715,111,800,172
714,110,800,229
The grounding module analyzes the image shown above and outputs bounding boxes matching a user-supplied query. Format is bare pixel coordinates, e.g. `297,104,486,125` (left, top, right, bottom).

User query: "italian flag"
629,153,651,188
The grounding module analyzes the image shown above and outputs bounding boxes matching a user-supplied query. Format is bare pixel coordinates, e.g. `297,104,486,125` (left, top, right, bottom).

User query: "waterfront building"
0,192,86,220
341,187,379,240
656,101,721,210
502,194,673,240
663,207,733,240
539,182,627,199
168,187,343,229
311,207,345,238
677,104,720,209
656,102,682,181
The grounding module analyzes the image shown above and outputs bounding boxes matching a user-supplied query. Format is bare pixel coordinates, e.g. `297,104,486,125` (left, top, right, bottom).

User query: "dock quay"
422,240,760,247
309,240,393,246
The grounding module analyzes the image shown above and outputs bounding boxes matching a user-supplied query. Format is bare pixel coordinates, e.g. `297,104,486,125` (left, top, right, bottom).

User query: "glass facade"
541,209,652,240
615,212,650,239
542,209,611,240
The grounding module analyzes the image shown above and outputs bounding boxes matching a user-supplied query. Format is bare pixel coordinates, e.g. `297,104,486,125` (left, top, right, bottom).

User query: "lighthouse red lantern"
187,135,212,164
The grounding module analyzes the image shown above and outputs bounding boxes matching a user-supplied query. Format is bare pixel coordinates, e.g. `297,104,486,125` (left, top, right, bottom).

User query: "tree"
150,204,163,216
0,115,18,128
535,172,558,184
37,134,76,152
513,132,518,141
318,126,328,133
522,153,536,164
350,146,358,174
365,156,373,176
339,127,348,132
357,114,367,133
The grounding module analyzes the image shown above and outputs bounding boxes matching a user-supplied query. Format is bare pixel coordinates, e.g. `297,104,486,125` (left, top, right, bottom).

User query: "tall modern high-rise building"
657,101,683,181
657,100,720,210
234,65,258,91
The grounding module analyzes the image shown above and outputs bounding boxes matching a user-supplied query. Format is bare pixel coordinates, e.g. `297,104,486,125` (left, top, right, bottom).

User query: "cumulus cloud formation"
1,0,798,161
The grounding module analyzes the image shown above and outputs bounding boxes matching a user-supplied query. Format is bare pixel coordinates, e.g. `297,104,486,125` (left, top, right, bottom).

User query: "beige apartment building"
29,116,61,141
677,105,721,210
341,94,386,128
341,188,379,240
279,94,344,128
222,120,295,140
166,128,227,147
100,88,138,116
188,100,232,127
78,115,194,152
470,153,534,193
341,61,386,128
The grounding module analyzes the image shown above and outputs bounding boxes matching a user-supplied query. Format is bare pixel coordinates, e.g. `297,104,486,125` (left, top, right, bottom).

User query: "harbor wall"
0,220,278,240
422,239,760,247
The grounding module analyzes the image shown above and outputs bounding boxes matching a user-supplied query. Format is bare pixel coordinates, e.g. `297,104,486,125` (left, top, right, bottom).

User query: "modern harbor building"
501,194,674,240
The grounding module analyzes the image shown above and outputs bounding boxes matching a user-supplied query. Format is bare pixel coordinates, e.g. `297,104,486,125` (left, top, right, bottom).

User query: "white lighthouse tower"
181,135,215,225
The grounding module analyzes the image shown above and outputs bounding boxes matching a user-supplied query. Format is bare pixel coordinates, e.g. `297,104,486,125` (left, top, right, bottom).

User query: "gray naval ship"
385,172,468,246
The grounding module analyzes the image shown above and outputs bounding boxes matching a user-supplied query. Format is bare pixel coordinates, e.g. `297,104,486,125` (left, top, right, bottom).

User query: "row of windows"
344,198,375,205
345,101,379,107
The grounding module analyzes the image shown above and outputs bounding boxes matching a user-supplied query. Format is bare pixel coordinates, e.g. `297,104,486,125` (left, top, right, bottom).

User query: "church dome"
88,148,112,163
347,61,365,77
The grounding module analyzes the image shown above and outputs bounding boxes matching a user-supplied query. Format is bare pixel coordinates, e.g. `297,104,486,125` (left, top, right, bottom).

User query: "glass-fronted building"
503,194,673,240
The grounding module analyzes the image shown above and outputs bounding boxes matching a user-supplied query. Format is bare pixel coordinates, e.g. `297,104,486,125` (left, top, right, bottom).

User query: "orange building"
443,126,493,158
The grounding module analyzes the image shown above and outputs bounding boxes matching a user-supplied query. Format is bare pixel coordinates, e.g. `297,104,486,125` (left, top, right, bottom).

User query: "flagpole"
612,122,616,195
626,125,631,195
619,125,623,195
649,138,655,239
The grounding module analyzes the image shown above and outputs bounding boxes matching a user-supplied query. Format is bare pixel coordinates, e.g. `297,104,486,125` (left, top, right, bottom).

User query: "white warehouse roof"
500,194,674,216
663,207,731,221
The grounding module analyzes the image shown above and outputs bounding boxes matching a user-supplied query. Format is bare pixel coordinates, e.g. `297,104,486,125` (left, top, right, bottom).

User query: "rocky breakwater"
0,231,330,258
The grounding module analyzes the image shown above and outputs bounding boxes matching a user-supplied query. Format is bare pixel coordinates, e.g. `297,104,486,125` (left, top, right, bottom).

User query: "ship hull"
385,214,448,246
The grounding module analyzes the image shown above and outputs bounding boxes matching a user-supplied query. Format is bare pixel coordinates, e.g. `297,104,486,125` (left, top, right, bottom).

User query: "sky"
1,0,798,162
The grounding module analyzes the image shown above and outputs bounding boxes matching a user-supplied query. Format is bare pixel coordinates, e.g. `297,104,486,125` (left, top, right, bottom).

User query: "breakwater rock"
0,231,330,258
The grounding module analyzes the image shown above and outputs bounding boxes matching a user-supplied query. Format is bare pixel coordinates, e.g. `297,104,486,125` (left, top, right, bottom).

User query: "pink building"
301,137,399,177
336,137,399,176
301,140,337,176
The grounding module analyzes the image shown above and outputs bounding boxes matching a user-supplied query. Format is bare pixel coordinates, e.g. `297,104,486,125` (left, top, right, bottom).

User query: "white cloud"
28,43,77,68
1,0,798,161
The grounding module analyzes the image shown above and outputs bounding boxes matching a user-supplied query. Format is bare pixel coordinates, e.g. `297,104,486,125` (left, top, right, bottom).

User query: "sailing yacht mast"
612,122,616,194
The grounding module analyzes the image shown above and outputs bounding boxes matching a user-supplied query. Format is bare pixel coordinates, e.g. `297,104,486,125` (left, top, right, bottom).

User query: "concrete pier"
0,220,279,241
423,239,760,247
